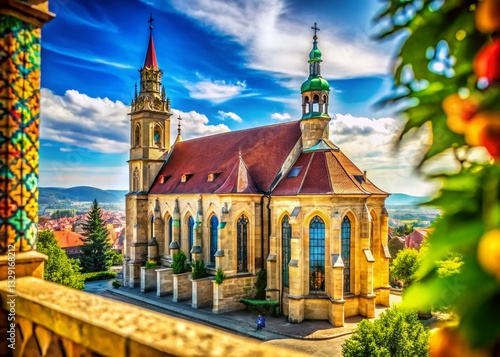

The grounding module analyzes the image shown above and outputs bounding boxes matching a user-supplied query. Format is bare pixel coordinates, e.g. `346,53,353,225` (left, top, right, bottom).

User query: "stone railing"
0,276,305,357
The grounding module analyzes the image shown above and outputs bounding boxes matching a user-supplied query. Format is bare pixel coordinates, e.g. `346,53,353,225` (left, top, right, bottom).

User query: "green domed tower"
300,23,331,149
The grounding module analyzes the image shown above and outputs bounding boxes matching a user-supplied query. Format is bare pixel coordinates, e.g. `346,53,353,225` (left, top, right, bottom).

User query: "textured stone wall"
140,267,156,292
304,297,329,320
213,276,257,314
173,272,192,302
156,268,173,296
191,277,213,308
344,296,359,318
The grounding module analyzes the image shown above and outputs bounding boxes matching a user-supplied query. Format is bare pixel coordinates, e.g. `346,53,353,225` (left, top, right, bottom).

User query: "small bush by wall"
241,298,279,317
82,271,117,282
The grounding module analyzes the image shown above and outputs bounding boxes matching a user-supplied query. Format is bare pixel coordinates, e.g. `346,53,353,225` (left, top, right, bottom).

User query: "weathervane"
177,115,182,135
148,13,154,35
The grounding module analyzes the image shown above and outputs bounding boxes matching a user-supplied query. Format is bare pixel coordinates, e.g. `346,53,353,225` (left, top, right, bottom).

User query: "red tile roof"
149,119,387,197
273,150,388,196
149,121,302,194
54,231,84,248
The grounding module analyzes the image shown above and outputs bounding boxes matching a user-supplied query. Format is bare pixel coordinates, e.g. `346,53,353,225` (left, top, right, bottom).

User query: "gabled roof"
273,149,387,196
149,121,302,195
215,155,260,194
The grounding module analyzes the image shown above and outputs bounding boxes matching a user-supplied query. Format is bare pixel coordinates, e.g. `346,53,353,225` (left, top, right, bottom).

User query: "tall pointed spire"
144,13,158,69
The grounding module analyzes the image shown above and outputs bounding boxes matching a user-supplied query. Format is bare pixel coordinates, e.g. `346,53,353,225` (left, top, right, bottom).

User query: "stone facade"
140,266,157,292
173,272,192,302
156,268,173,296
213,276,257,314
191,277,213,308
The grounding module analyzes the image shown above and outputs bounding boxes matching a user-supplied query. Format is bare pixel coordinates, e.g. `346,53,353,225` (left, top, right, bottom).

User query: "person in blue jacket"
256,314,266,331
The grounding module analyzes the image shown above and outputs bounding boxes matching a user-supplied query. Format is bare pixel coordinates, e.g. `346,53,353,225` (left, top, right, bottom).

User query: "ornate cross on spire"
311,22,320,38
177,115,182,135
148,13,154,35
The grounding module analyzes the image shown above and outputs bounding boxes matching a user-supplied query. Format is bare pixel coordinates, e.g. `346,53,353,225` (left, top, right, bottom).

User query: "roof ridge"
179,120,300,144
297,152,315,194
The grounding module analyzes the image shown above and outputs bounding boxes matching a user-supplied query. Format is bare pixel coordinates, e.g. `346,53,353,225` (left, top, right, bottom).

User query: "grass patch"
82,271,117,282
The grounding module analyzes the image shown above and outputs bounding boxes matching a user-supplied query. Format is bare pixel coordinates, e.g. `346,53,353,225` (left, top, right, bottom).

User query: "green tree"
388,237,405,261
390,248,420,289
394,224,414,237
342,306,430,357
50,209,76,219
36,230,84,290
79,200,112,273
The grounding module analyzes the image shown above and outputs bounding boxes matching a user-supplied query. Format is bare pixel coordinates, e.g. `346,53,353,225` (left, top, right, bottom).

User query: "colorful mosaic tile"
0,15,41,253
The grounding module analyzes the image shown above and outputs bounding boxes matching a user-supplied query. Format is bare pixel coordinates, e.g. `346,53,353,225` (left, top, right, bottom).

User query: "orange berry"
465,113,500,159
442,94,479,134
477,229,500,281
475,0,500,33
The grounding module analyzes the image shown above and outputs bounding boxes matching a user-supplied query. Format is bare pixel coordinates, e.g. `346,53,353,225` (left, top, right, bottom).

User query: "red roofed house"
123,23,391,327
405,229,432,250
53,231,84,258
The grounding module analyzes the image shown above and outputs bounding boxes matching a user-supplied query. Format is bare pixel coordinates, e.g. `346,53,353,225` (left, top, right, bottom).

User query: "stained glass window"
282,215,291,288
237,215,248,272
341,216,351,293
309,216,325,292
210,215,218,265
188,216,194,256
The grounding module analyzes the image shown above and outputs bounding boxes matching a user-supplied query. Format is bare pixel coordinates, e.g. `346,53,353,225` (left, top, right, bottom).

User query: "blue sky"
39,0,436,196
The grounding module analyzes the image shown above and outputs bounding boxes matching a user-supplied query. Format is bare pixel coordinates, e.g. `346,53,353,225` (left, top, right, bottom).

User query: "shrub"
171,250,190,274
112,280,122,289
241,298,279,317
191,259,207,280
145,260,157,268
82,271,117,282
254,269,267,300
109,250,124,266
342,306,430,357
390,248,420,289
215,268,226,284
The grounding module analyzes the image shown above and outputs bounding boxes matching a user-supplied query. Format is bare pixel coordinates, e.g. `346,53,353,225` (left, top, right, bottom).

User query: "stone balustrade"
0,276,305,357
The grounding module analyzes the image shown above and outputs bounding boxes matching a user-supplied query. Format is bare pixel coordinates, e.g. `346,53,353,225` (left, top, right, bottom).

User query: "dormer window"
208,172,221,182
159,175,171,184
181,174,193,183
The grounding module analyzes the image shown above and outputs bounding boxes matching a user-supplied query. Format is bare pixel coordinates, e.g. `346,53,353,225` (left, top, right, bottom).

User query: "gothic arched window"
188,216,194,255
153,124,162,147
304,96,310,114
168,216,173,247
309,216,325,292
341,216,351,293
134,124,141,147
282,215,291,288
237,215,249,272
210,215,218,265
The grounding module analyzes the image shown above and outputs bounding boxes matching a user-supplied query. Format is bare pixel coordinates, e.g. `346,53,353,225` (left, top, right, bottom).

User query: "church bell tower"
129,14,171,193
300,23,331,149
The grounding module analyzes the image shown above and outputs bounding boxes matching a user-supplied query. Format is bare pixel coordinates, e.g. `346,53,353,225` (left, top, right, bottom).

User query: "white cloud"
41,88,130,154
271,112,291,121
184,78,247,104
329,114,440,196
160,0,391,83
218,110,243,122
170,108,230,143
41,89,230,155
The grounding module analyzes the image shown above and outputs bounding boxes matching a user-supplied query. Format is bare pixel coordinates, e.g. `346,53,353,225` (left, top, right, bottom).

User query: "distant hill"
39,186,127,205
386,193,428,206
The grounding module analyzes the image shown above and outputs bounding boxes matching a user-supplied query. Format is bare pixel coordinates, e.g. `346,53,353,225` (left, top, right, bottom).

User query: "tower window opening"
313,94,320,113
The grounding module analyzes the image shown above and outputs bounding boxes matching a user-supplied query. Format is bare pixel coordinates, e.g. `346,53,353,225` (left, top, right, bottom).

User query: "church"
123,20,391,327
